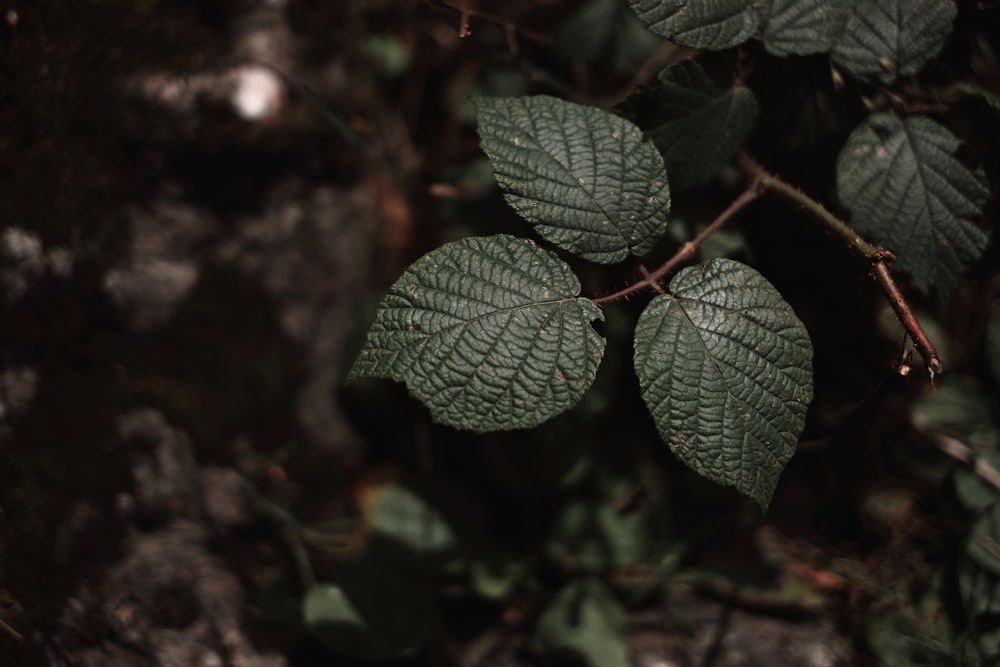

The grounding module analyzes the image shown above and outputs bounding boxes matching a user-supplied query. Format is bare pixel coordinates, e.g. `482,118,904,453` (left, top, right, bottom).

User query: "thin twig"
639,265,666,294
737,152,880,260
0,618,22,642
912,414,1000,491
595,179,764,305
430,0,551,44
871,261,943,378
737,152,943,380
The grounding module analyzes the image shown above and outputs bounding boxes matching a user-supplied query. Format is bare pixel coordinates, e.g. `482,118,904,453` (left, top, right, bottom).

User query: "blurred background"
2,1,999,665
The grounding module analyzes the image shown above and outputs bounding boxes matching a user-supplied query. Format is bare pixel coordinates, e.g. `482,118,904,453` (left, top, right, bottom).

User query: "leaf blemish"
514,136,521,146
407,284,419,300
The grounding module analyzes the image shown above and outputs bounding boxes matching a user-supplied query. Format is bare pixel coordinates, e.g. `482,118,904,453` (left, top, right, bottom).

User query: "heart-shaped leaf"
634,258,813,510
348,235,605,432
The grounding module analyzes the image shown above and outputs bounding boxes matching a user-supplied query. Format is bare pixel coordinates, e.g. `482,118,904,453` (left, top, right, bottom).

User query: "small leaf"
535,578,627,667
759,0,853,56
831,0,957,85
365,483,461,566
617,58,757,189
303,574,433,660
545,499,648,572
837,113,989,297
626,0,762,49
634,258,813,510
475,96,670,264
347,235,605,432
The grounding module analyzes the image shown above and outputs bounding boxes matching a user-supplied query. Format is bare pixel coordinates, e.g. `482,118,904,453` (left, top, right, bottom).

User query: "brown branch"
0,618,22,642
430,0,551,45
737,152,942,380
871,261,943,379
594,179,764,305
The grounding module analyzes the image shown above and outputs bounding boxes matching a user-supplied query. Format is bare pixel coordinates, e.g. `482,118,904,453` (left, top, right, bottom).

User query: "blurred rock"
0,226,73,304
0,364,39,422
103,200,215,333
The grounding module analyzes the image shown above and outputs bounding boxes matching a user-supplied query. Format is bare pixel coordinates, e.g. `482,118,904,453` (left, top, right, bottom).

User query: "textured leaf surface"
759,0,853,56
347,235,605,432
536,578,627,667
837,114,988,296
476,96,670,263
633,259,813,510
627,0,851,54
617,59,757,189
627,0,762,49
831,0,956,84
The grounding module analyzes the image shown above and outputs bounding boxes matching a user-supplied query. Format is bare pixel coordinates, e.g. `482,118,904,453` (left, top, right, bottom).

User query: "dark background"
2,1,999,665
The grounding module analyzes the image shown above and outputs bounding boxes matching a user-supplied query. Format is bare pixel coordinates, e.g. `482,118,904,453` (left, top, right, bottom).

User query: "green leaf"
617,58,757,189
626,0,762,49
967,502,1000,577
837,114,989,297
347,235,605,432
535,578,627,667
555,0,664,73
303,573,434,660
545,498,648,572
831,0,957,85
626,0,851,55
633,258,813,510
367,483,461,566
475,96,670,264
759,0,853,56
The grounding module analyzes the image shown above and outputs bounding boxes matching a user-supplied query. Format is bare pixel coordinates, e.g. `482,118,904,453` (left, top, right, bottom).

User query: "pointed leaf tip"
633,259,813,510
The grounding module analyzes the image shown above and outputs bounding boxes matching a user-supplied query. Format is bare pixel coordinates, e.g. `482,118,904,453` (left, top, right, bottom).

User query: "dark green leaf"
626,0,851,55
303,573,433,660
618,58,757,189
626,0,763,49
837,114,989,297
545,498,648,572
634,259,813,510
347,235,605,432
535,578,627,667
476,96,670,263
831,0,956,84
759,0,853,56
